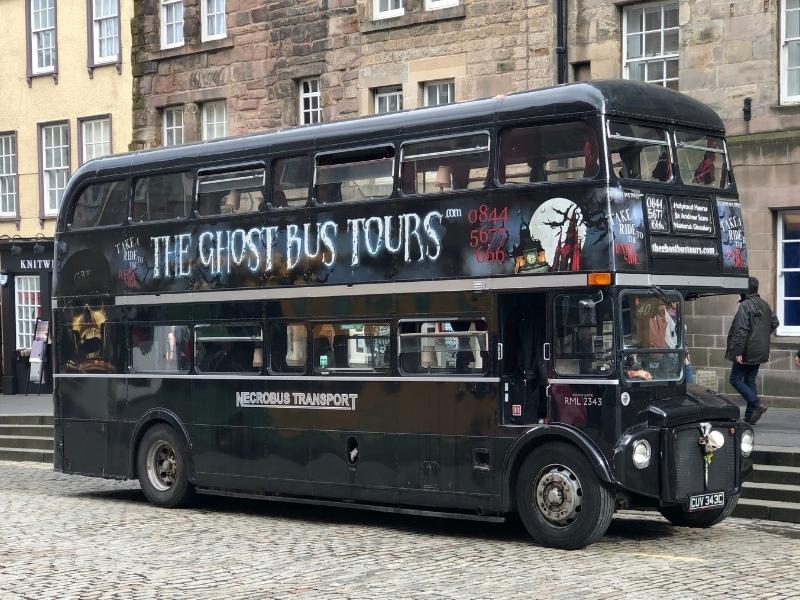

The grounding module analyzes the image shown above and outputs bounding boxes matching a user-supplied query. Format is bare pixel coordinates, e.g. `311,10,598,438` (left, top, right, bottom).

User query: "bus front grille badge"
698,422,725,487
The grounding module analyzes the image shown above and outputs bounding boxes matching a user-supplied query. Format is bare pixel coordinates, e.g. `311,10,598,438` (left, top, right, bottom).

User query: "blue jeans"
730,362,761,417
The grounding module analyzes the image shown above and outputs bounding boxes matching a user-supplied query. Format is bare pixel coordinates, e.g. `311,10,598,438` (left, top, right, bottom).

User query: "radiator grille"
673,426,736,499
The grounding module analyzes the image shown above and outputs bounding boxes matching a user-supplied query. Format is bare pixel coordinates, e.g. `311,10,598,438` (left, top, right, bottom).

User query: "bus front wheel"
516,442,615,550
136,424,194,508
658,494,739,528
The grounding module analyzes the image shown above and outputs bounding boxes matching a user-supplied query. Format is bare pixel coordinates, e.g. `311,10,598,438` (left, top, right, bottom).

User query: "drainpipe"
556,0,568,84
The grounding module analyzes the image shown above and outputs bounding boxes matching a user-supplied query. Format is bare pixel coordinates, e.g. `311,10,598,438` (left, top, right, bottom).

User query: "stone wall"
131,0,362,149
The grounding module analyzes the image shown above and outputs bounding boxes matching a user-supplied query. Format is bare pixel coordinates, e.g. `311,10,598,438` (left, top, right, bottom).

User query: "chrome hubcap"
146,440,177,492
534,464,583,527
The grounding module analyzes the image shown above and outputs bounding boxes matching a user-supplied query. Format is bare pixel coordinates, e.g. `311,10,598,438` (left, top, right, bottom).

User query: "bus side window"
498,122,599,185
398,320,487,375
132,172,193,222
197,167,265,216
269,322,307,373
58,307,121,374
312,322,390,373
195,324,262,373
400,133,489,195
69,180,129,230
129,325,192,373
315,147,394,204
271,156,311,208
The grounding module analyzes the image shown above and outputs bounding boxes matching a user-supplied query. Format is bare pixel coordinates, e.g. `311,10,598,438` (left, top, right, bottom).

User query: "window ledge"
27,71,58,87
147,37,234,62
773,101,800,112
362,4,465,33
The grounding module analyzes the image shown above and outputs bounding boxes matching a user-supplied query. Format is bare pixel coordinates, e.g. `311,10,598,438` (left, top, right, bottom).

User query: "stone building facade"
131,0,800,403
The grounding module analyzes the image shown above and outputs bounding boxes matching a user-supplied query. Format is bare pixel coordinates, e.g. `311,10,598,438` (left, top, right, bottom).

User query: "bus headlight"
632,440,652,469
741,429,754,458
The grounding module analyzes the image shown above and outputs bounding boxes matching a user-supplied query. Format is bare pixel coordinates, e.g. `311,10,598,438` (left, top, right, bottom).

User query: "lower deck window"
130,325,191,373
195,324,262,373
313,322,390,373
398,319,487,375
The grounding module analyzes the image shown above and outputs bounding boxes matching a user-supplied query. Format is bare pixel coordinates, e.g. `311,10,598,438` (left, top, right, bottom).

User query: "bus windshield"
620,290,683,382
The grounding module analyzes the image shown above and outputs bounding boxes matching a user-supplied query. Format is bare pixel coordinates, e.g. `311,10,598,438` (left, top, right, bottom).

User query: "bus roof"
71,80,725,182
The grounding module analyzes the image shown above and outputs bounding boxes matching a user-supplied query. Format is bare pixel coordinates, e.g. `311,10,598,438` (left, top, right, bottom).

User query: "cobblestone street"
0,461,798,600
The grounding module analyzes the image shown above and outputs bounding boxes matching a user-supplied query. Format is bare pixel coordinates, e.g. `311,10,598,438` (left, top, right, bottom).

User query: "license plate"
688,491,725,511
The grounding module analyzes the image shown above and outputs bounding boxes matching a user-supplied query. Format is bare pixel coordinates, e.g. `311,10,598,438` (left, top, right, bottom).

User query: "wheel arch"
128,409,195,482
500,424,616,512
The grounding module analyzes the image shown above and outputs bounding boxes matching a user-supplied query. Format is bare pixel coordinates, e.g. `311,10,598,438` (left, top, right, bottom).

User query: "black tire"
516,442,615,550
136,424,194,508
659,494,739,528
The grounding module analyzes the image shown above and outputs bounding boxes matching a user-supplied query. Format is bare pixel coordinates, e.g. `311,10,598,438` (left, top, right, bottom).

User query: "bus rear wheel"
516,442,614,550
137,424,194,508
659,494,739,528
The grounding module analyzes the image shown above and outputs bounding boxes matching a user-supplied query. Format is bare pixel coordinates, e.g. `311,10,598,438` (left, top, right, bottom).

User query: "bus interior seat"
272,189,287,208
333,335,349,368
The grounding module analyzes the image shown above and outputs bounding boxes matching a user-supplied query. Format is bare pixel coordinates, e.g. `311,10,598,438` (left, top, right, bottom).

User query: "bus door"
547,292,617,449
499,293,547,425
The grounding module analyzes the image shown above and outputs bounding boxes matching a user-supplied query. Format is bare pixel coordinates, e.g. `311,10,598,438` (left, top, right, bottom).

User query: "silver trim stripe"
549,378,620,386
54,373,501,383
111,274,589,306
615,274,748,289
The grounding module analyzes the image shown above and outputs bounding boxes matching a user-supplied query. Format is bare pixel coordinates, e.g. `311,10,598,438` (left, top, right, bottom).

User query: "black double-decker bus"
53,81,754,549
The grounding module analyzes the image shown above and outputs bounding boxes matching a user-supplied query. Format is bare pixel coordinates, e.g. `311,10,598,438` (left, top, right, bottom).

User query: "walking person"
725,277,779,424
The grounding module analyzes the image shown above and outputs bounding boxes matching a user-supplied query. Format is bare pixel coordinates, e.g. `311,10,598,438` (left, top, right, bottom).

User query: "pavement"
1,392,797,447
0,460,799,599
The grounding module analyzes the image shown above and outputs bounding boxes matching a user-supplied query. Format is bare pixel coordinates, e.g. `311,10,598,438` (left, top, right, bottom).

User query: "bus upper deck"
54,80,747,305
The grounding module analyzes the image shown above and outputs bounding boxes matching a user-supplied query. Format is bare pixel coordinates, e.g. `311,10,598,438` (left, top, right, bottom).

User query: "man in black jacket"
725,277,779,424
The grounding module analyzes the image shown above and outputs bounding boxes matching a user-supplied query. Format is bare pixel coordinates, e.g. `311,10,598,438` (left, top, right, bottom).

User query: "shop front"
0,237,54,395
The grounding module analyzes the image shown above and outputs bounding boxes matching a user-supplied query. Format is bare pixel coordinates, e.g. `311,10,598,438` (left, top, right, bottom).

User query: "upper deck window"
272,156,310,208
132,172,192,222
498,122,600,185
608,121,672,183
674,130,732,189
401,133,489,195
315,146,394,204
197,166,264,216
70,180,128,229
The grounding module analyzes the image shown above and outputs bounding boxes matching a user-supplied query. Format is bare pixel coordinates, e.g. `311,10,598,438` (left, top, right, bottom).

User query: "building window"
374,0,403,20
91,0,119,64
299,78,322,125
201,0,226,41
163,106,184,146
782,0,800,104
623,1,679,90
160,0,184,48
425,0,459,9
202,101,227,140
0,134,17,217
31,0,57,74
374,86,403,114
81,117,111,162
15,276,41,350
778,211,800,335
41,122,69,217
424,80,455,106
